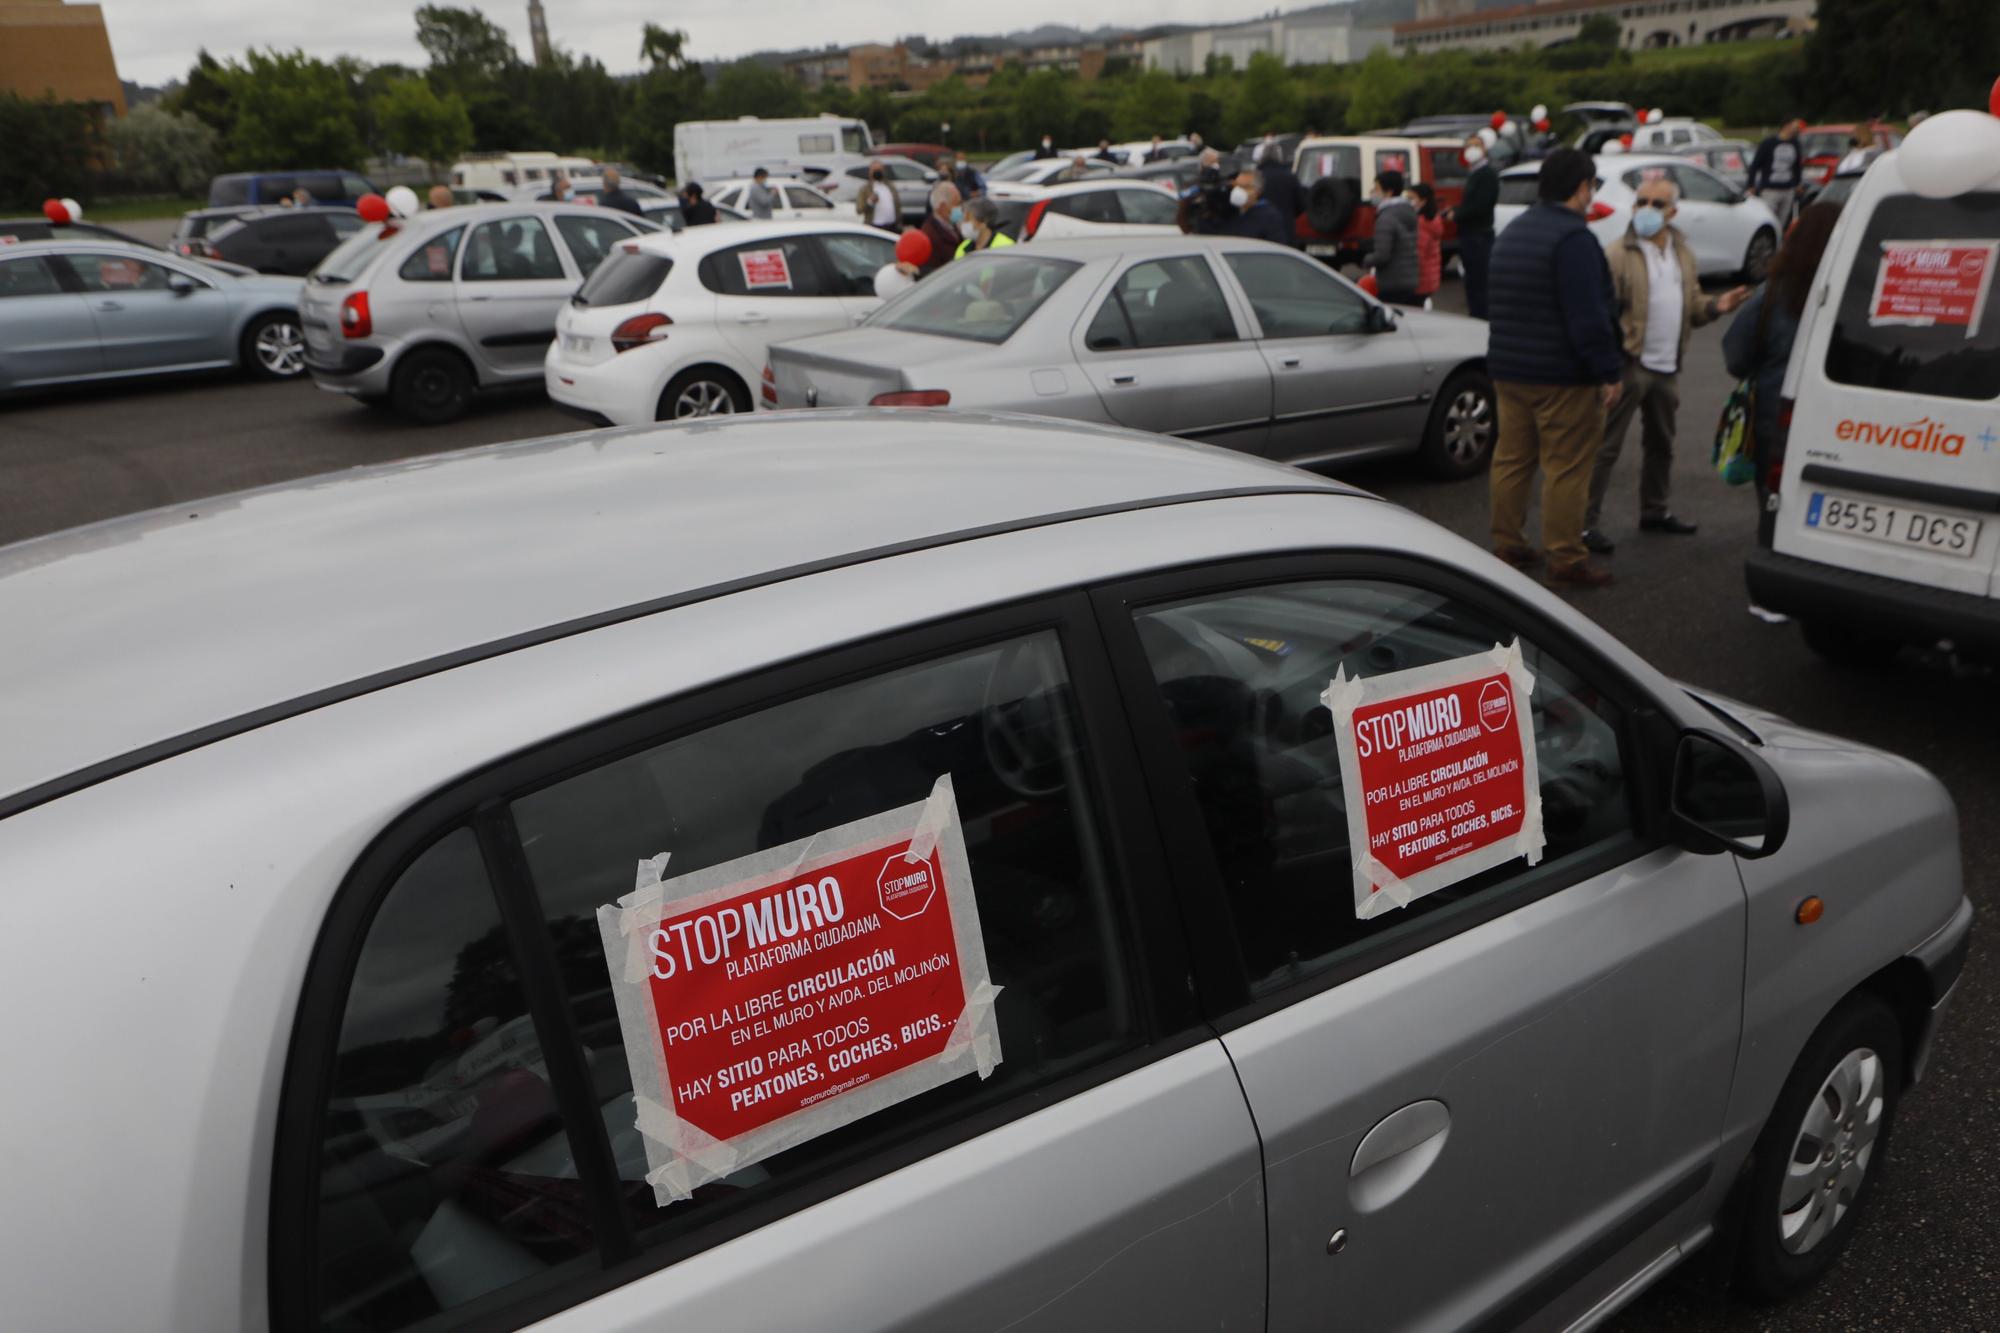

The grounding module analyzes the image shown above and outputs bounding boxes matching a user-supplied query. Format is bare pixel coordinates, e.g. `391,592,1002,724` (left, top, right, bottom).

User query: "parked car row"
1493,153,1780,280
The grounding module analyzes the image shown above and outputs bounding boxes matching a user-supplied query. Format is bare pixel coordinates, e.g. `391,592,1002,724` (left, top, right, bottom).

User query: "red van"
1292,137,1467,266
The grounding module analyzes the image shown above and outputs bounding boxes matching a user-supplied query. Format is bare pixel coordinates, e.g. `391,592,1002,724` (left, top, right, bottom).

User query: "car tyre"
1801,619,1901,670
1736,994,1902,1300
656,367,750,421
241,311,306,381
1743,227,1778,283
1418,369,1498,480
391,347,475,426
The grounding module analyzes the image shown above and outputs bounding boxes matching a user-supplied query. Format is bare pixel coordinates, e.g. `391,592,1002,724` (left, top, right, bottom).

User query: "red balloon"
1490,110,1507,130
1620,133,1635,148
894,228,931,268
1534,118,1551,133
41,198,68,224
1358,273,1379,296
356,193,391,224
1990,74,2000,117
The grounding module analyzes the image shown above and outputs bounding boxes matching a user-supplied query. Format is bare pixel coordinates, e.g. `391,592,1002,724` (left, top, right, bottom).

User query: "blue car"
0,240,308,391
207,169,378,208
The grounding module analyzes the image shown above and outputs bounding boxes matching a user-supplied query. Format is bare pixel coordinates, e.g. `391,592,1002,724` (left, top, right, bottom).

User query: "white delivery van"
673,115,874,190
1746,110,2000,665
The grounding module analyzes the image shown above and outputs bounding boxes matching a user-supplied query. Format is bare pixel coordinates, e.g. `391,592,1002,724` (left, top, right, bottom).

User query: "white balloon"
385,185,421,218
1646,108,1664,125
60,197,82,222
1531,104,1548,123
873,264,914,300
1477,127,1498,148
1500,120,1516,138
1898,109,2000,199
1601,141,1627,156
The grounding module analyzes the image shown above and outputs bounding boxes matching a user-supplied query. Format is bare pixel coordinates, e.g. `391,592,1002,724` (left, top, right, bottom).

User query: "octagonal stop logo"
878,850,938,920
1478,678,1513,733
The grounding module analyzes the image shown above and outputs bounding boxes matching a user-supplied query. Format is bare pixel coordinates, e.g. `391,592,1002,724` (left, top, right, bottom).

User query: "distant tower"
527,0,553,66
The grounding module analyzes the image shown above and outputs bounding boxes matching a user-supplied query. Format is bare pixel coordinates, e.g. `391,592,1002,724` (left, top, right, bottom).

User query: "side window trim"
1087,550,1674,1027
270,590,1197,1333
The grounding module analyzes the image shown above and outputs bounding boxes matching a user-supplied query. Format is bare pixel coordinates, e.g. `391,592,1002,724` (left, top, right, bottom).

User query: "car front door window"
1116,188,1180,227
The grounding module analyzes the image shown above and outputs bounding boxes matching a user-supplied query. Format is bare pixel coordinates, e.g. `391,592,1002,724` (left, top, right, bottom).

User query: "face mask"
949,205,964,225
1041,139,1051,148
1633,206,1666,238
960,220,978,239
1463,145,1485,166
1229,186,1250,210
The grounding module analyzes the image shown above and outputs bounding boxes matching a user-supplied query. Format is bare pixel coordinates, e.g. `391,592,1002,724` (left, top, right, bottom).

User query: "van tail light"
1586,201,1617,222
339,291,371,339
1023,199,1052,240
761,363,778,404
609,312,672,353
870,390,951,407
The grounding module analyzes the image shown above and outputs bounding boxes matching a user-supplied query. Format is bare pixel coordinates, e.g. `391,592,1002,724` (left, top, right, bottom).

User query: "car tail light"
610,312,672,353
1586,201,1617,222
1023,200,1052,240
340,291,371,339
761,364,778,404
870,390,950,407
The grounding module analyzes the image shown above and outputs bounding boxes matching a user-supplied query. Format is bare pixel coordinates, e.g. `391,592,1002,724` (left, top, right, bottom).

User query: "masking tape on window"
1320,639,1545,920
596,774,1002,1207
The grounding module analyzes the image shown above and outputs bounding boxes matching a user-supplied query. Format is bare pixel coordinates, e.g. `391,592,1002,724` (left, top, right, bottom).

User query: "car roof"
626,217,884,256
0,412,1353,817
709,176,815,188
1498,152,1689,177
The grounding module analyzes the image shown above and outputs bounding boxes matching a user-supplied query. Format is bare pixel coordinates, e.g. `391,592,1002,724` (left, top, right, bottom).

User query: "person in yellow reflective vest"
955,196,1016,259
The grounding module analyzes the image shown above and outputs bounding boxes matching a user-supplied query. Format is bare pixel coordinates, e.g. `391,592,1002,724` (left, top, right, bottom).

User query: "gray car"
828,154,939,221
0,411,1966,1331
767,235,1499,478
0,239,306,392
299,201,657,423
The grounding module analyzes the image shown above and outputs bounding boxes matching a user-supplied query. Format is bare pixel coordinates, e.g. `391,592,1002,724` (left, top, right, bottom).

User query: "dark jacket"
916,211,958,278
953,165,983,199
1456,162,1499,233
682,197,717,225
596,186,642,216
1257,161,1306,238
1722,285,1800,468
1747,135,1803,191
1371,197,1421,295
1033,143,1058,160
1220,199,1293,248
1488,201,1623,386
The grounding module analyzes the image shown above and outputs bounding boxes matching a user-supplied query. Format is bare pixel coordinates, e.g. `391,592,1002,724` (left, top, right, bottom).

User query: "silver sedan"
766,234,1496,477
0,240,306,392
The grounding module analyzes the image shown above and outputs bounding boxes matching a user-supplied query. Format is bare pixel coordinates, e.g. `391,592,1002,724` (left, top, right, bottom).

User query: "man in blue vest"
1486,147,1624,588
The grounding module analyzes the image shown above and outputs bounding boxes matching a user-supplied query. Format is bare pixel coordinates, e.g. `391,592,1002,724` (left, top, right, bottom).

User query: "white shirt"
1837,148,1872,174
870,186,898,227
1639,236,1683,374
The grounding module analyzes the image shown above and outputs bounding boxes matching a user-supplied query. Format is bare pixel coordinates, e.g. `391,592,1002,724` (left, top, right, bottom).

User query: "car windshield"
1297,146,1362,188
1801,132,1851,159
870,255,1078,344
311,222,391,284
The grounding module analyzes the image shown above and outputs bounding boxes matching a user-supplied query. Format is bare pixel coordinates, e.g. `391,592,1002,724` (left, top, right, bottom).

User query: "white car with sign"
1493,153,1780,279
703,177,840,222
545,219,896,424
1746,110,2000,665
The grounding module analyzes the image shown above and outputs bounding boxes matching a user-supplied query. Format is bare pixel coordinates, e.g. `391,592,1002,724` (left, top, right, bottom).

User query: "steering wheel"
981,641,1069,800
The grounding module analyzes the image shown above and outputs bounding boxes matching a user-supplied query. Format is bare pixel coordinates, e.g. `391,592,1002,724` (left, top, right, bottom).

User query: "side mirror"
1364,302,1395,334
168,274,198,295
1669,730,1789,858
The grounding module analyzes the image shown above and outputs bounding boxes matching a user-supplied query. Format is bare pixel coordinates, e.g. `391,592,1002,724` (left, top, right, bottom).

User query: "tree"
1345,47,1412,133
373,77,472,174
107,103,220,194
1225,51,1303,144
1801,0,2000,117
415,4,517,91
227,49,366,169
168,50,242,140
0,93,102,207
1576,14,1621,49
624,25,705,178
1111,69,1188,141
1012,69,1075,147
708,59,808,120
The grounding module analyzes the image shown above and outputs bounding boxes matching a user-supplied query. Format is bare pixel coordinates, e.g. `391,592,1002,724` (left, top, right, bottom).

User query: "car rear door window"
696,236,828,297
572,249,671,307
1050,190,1119,225
0,255,63,297
61,253,183,291
1225,251,1369,337
398,227,464,282
873,254,1078,343
461,217,567,282
1128,577,1633,994
553,214,638,278
1672,164,1735,204
1117,188,1180,226
300,173,345,201
1825,191,2000,401
815,232,897,295
1084,256,1238,351
341,174,373,199
783,186,834,210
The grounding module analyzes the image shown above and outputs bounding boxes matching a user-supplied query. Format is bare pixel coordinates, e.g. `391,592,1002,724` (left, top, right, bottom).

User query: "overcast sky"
99,0,1288,87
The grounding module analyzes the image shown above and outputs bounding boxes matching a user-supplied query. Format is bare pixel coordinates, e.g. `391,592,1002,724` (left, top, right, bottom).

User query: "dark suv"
186,207,363,275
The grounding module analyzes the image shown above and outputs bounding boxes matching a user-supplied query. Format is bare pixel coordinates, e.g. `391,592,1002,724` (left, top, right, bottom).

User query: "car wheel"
1736,995,1901,1300
657,367,749,421
1801,619,1901,669
1418,370,1497,479
241,311,306,381
1743,227,1778,282
390,347,474,426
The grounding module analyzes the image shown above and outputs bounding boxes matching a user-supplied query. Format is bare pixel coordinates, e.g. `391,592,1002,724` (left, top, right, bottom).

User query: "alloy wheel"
1778,1046,1885,1255
255,320,306,377
673,380,738,417
1442,388,1495,466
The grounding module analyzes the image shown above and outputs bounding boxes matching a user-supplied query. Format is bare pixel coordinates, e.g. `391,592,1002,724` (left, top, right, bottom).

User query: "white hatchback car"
986,179,1185,242
545,219,895,424
704,177,841,221
1494,153,1781,280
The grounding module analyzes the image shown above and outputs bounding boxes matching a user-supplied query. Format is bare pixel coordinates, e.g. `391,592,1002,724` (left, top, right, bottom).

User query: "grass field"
82,195,203,222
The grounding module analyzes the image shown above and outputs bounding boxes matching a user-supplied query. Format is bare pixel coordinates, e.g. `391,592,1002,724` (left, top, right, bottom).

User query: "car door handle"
1111,373,1138,385
738,312,769,324
95,299,124,312
1348,1099,1451,1214
1280,356,1302,369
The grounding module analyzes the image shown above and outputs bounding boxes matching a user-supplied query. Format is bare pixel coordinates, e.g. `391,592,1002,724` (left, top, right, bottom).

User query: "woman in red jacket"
1412,182,1444,306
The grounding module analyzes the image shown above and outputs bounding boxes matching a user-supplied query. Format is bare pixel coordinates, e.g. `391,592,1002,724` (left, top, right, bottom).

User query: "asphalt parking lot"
1,277,1992,1329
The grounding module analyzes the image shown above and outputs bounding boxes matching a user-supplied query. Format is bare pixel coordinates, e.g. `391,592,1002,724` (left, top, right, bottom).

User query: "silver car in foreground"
767,234,1498,478
300,202,656,423
0,413,1966,1330
0,239,305,392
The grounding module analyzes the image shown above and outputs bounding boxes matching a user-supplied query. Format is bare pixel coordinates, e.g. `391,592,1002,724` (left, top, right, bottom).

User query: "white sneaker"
1747,603,1789,624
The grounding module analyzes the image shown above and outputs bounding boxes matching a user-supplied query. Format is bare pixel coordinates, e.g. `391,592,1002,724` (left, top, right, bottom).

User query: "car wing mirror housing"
1669,729,1790,858
168,274,198,295
1364,302,1395,334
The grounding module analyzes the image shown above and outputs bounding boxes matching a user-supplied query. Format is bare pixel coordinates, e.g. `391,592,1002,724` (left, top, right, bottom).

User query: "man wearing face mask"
897,181,963,280
1033,134,1058,160
1218,169,1291,246
1368,169,1421,307
1581,175,1749,551
1450,135,1499,319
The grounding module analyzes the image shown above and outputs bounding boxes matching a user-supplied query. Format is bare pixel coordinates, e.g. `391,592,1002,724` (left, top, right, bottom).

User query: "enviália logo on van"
1835,417,1969,457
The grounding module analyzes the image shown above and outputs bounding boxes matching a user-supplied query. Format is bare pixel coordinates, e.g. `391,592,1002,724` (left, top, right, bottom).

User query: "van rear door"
1775,180,2000,598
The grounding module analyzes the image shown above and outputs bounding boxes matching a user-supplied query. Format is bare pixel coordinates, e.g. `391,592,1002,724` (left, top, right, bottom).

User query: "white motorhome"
449,152,597,194
673,115,874,189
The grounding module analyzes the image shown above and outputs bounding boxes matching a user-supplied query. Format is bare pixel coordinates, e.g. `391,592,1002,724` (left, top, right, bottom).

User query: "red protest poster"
598,776,1000,1203
1869,240,1997,335
739,248,792,289
1323,643,1544,920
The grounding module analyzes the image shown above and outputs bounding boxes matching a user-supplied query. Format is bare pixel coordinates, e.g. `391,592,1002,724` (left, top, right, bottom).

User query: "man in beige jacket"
1582,174,1748,552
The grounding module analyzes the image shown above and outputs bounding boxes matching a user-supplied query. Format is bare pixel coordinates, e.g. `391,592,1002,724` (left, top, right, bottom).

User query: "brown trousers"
1489,381,1606,570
